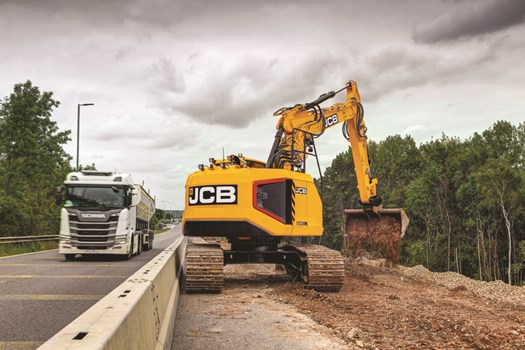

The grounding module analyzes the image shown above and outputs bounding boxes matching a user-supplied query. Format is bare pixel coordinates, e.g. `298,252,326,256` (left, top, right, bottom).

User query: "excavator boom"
265,81,409,263
268,81,380,206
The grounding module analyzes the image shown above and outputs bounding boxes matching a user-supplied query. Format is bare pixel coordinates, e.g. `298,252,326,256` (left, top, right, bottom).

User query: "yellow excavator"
182,80,408,292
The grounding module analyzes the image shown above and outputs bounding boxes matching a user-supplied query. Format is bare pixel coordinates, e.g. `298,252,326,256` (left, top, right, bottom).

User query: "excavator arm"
267,81,381,207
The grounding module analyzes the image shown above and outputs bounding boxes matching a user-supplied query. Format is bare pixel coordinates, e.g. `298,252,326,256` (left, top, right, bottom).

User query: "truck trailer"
57,171,156,261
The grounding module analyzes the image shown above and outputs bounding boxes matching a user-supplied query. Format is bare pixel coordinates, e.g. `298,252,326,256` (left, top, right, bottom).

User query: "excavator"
182,80,408,292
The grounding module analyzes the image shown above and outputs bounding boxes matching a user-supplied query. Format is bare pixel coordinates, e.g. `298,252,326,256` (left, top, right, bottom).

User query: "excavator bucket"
343,208,409,265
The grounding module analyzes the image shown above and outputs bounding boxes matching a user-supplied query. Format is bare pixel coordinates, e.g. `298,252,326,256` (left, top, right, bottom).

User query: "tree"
0,80,71,236
79,163,97,171
369,135,422,207
475,158,523,285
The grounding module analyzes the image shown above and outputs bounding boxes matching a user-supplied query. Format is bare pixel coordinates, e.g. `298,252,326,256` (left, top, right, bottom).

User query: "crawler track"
185,243,224,292
286,245,345,292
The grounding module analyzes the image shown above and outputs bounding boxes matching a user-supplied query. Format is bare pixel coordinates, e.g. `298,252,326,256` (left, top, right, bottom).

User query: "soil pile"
273,257,525,349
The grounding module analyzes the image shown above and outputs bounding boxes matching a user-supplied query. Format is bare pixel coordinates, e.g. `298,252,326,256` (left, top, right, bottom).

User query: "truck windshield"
64,186,128,208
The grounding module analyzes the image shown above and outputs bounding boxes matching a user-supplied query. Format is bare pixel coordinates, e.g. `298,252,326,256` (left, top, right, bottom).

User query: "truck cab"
57,171,155,261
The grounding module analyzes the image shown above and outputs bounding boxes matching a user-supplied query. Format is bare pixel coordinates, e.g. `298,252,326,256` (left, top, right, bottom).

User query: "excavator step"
185,243,224,292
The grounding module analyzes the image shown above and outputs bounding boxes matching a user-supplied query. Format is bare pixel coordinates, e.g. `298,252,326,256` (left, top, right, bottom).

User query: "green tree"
0,80,71,236
369,135,422,207
475,158,523,285
320,120,525,285
79,163,97,171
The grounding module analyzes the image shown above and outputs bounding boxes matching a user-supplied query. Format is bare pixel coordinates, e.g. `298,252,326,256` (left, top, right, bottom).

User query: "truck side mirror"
56,186,63,206
131,188,139,206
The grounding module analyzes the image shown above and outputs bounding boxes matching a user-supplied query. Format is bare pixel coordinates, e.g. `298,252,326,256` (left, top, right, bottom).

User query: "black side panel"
285,180,292,224
184,221,271,237
254,180,293,225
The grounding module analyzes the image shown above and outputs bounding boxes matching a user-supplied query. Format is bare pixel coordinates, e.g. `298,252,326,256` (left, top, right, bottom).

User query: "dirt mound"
274,258,525,349
401,264,525,307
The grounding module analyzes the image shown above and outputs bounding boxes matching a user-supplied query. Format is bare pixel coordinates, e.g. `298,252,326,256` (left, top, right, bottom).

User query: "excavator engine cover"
344,208,409,265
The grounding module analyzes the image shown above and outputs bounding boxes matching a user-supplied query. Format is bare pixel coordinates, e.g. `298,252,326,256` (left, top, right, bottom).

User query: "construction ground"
173,256,525,350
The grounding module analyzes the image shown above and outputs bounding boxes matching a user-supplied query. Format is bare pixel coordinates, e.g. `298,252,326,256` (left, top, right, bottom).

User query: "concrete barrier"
38,235,186,350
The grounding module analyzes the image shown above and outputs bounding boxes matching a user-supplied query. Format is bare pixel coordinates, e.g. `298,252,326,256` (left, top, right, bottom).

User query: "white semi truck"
57,171,156,261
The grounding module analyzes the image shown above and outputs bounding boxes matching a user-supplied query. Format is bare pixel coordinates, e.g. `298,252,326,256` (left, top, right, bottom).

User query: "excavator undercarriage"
185,238,345,292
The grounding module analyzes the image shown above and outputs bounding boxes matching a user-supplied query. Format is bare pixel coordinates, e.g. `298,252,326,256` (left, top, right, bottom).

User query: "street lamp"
76,103,94,170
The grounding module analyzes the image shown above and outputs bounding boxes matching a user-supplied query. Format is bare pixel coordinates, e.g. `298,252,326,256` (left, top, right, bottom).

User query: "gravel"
400,264,525,306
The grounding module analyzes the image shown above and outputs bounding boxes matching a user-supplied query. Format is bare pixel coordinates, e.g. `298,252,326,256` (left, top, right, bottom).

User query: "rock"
347,328,360,339
510,330,519,336
355,340,364,347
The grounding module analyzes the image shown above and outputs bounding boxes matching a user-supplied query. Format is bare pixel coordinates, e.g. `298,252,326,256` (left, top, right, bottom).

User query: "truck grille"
68,213,119,249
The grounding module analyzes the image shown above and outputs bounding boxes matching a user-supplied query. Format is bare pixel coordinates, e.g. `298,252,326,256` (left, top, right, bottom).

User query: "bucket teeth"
185,243,224,292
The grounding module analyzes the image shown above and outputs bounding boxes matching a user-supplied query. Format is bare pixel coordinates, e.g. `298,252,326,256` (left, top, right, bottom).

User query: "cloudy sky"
1,0,524,209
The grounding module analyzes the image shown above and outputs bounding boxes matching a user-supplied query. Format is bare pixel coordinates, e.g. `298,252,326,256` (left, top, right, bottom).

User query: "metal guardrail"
0,235,59,245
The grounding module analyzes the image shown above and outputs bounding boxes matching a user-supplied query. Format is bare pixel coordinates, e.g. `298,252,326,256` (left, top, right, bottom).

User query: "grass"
0,241,58,258
154,227,172,234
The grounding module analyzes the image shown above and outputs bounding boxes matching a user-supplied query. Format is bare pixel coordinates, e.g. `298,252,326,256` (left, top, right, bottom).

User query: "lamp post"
76,103,94,170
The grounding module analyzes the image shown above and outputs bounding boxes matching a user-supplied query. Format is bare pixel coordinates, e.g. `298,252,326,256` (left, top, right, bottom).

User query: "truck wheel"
141,234,148,251
65,254,76,261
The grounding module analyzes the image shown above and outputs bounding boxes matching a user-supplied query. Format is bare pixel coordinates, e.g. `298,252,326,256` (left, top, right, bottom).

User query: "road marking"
0,294,103,301
0,264,131,267
0,341,44,350
0,275,128,279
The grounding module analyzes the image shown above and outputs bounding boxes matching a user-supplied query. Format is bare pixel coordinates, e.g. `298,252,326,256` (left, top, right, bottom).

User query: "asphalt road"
171,262,350,350
0,225,182,350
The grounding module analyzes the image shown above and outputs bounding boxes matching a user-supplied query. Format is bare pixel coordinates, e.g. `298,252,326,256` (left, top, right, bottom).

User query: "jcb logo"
324,114,338,128
295,187,307,195
188,185,237,205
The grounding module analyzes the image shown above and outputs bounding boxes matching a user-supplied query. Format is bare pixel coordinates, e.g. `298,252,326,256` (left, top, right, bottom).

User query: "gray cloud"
148,53,349,128
359,39,501,101
413,0,525,44
149,59,186,94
